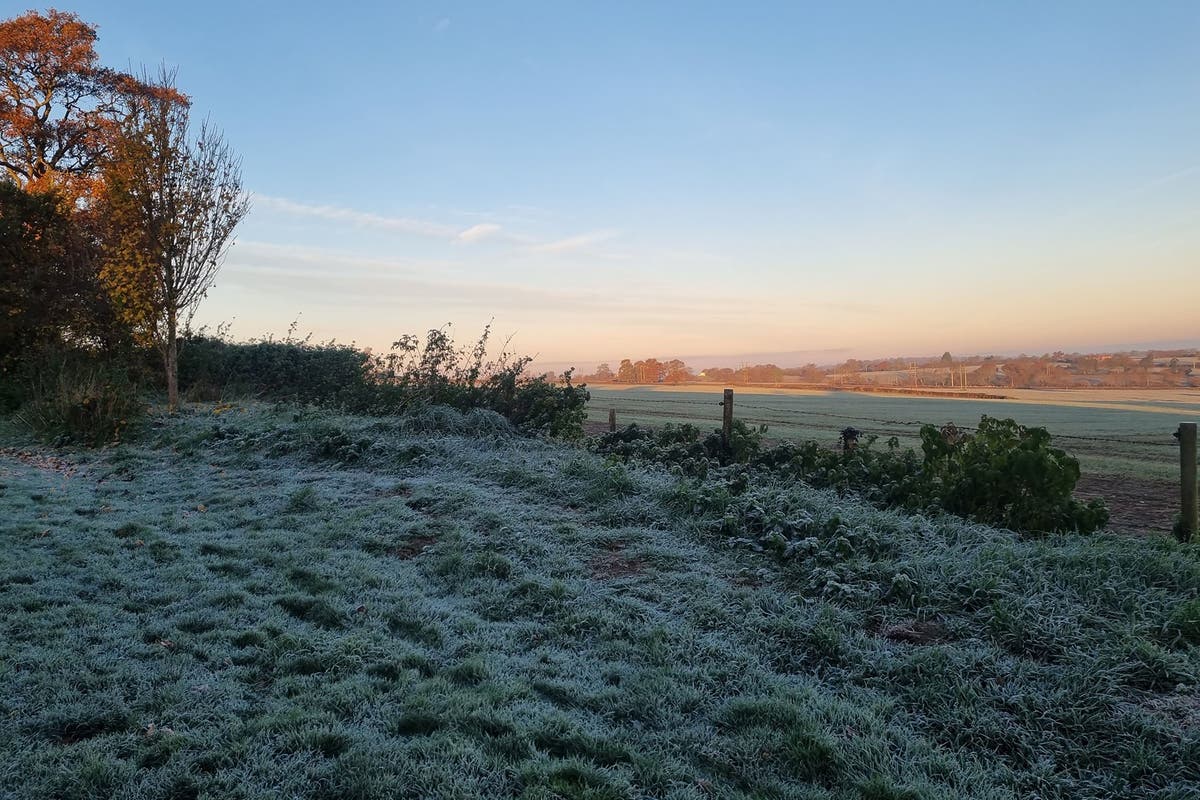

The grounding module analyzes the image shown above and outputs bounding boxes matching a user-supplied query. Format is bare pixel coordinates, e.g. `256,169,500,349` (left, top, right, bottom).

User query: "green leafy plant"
918,416,1109,533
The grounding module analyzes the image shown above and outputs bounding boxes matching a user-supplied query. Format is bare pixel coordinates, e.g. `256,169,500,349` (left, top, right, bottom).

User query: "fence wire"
592,392,1181,448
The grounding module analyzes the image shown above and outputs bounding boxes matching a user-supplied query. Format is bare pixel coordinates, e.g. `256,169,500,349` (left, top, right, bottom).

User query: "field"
586,386,1199,480
2,404,1200,799
586,386,1200,533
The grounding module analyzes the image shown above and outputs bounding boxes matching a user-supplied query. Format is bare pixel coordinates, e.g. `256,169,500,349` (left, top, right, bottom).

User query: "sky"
67,1,1200,369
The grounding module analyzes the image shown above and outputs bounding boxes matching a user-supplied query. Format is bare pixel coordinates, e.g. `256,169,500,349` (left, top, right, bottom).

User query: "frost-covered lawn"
1,405,1198,799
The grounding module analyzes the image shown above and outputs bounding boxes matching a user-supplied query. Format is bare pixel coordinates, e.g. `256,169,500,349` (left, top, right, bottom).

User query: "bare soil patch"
1076,473,1177,534
590,542,645,580
390,535,438,559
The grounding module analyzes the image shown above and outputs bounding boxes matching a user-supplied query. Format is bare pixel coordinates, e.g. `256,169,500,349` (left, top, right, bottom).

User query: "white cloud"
525,230,618,254
457,223,503,243
1134,164,1200,194
257,193,623,257
256,195,460,239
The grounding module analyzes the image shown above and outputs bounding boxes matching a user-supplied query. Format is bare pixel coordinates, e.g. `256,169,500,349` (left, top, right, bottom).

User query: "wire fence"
590,391,1181,448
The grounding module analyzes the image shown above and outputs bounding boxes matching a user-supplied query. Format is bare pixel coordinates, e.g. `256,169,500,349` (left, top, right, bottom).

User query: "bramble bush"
916,416,1109,533
592,415,1109,534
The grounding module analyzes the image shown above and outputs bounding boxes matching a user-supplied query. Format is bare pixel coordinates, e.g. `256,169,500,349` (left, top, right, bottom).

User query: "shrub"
593,415,1109,534
14,354,144,446
918,416,1109,533
589,420,764,478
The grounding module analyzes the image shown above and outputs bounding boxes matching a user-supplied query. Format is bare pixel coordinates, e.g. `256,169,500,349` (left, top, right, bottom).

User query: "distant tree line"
583,350,1196,389
584,359,792,385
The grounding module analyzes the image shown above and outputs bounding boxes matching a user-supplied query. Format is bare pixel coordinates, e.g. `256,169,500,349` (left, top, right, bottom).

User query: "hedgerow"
10,325,589,444
177,325,588,439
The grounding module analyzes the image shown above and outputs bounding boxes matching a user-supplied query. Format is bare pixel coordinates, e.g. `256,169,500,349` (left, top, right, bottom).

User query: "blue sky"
70,1,1200,367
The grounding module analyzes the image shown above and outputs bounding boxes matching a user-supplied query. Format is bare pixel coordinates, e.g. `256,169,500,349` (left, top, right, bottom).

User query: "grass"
1,402,1199,799
586,386,1200,481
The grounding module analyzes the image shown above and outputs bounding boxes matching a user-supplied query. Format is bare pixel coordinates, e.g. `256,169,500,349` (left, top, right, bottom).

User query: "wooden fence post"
1180,422,1198,541
722,388,734,450
608,408,616,432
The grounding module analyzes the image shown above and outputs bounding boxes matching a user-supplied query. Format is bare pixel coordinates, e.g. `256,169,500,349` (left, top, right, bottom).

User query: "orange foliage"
0,9,187,203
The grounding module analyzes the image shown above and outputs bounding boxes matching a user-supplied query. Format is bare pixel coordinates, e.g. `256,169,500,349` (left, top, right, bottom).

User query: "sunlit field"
586,386,1200,482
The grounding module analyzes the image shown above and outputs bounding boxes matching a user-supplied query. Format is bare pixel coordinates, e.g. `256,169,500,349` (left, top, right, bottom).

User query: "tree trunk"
165,308,179,412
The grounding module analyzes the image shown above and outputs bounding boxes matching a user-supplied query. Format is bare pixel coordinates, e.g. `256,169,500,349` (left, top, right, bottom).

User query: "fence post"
608,408,616,432
1180,422,1198,541
721,388,734,450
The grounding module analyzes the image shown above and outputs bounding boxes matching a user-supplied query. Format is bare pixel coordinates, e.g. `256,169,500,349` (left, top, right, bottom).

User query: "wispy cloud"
433,17,450,33
256,195,460,239
221,240,873,320
525,230,619,254
230,240,459,273
257,193,620,255
457,223,503,243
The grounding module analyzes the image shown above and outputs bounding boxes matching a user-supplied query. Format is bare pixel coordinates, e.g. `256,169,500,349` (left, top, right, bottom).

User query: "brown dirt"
1075,473,1177,534
589,542,645,580
583,420,612,437
390,535,438,559
0,447,82,478
1142,691,1200,729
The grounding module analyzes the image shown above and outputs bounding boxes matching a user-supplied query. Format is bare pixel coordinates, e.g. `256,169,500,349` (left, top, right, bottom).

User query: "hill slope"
1,406,1198,799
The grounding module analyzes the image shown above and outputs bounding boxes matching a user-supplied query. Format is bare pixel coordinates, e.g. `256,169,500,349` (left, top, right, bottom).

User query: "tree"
635,358,665,383
592,362,614,381
100,71,249,410
616,359,635,383
970,361,999,386
664,359,692,383
0,9,168,197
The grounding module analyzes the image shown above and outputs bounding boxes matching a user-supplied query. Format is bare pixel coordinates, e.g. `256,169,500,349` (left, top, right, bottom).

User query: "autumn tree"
0,9,166,197
664,359,692,383
0,8,175,377
970,360,999,386
700,366,735,383
635,358,665,383
100,71,249,410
